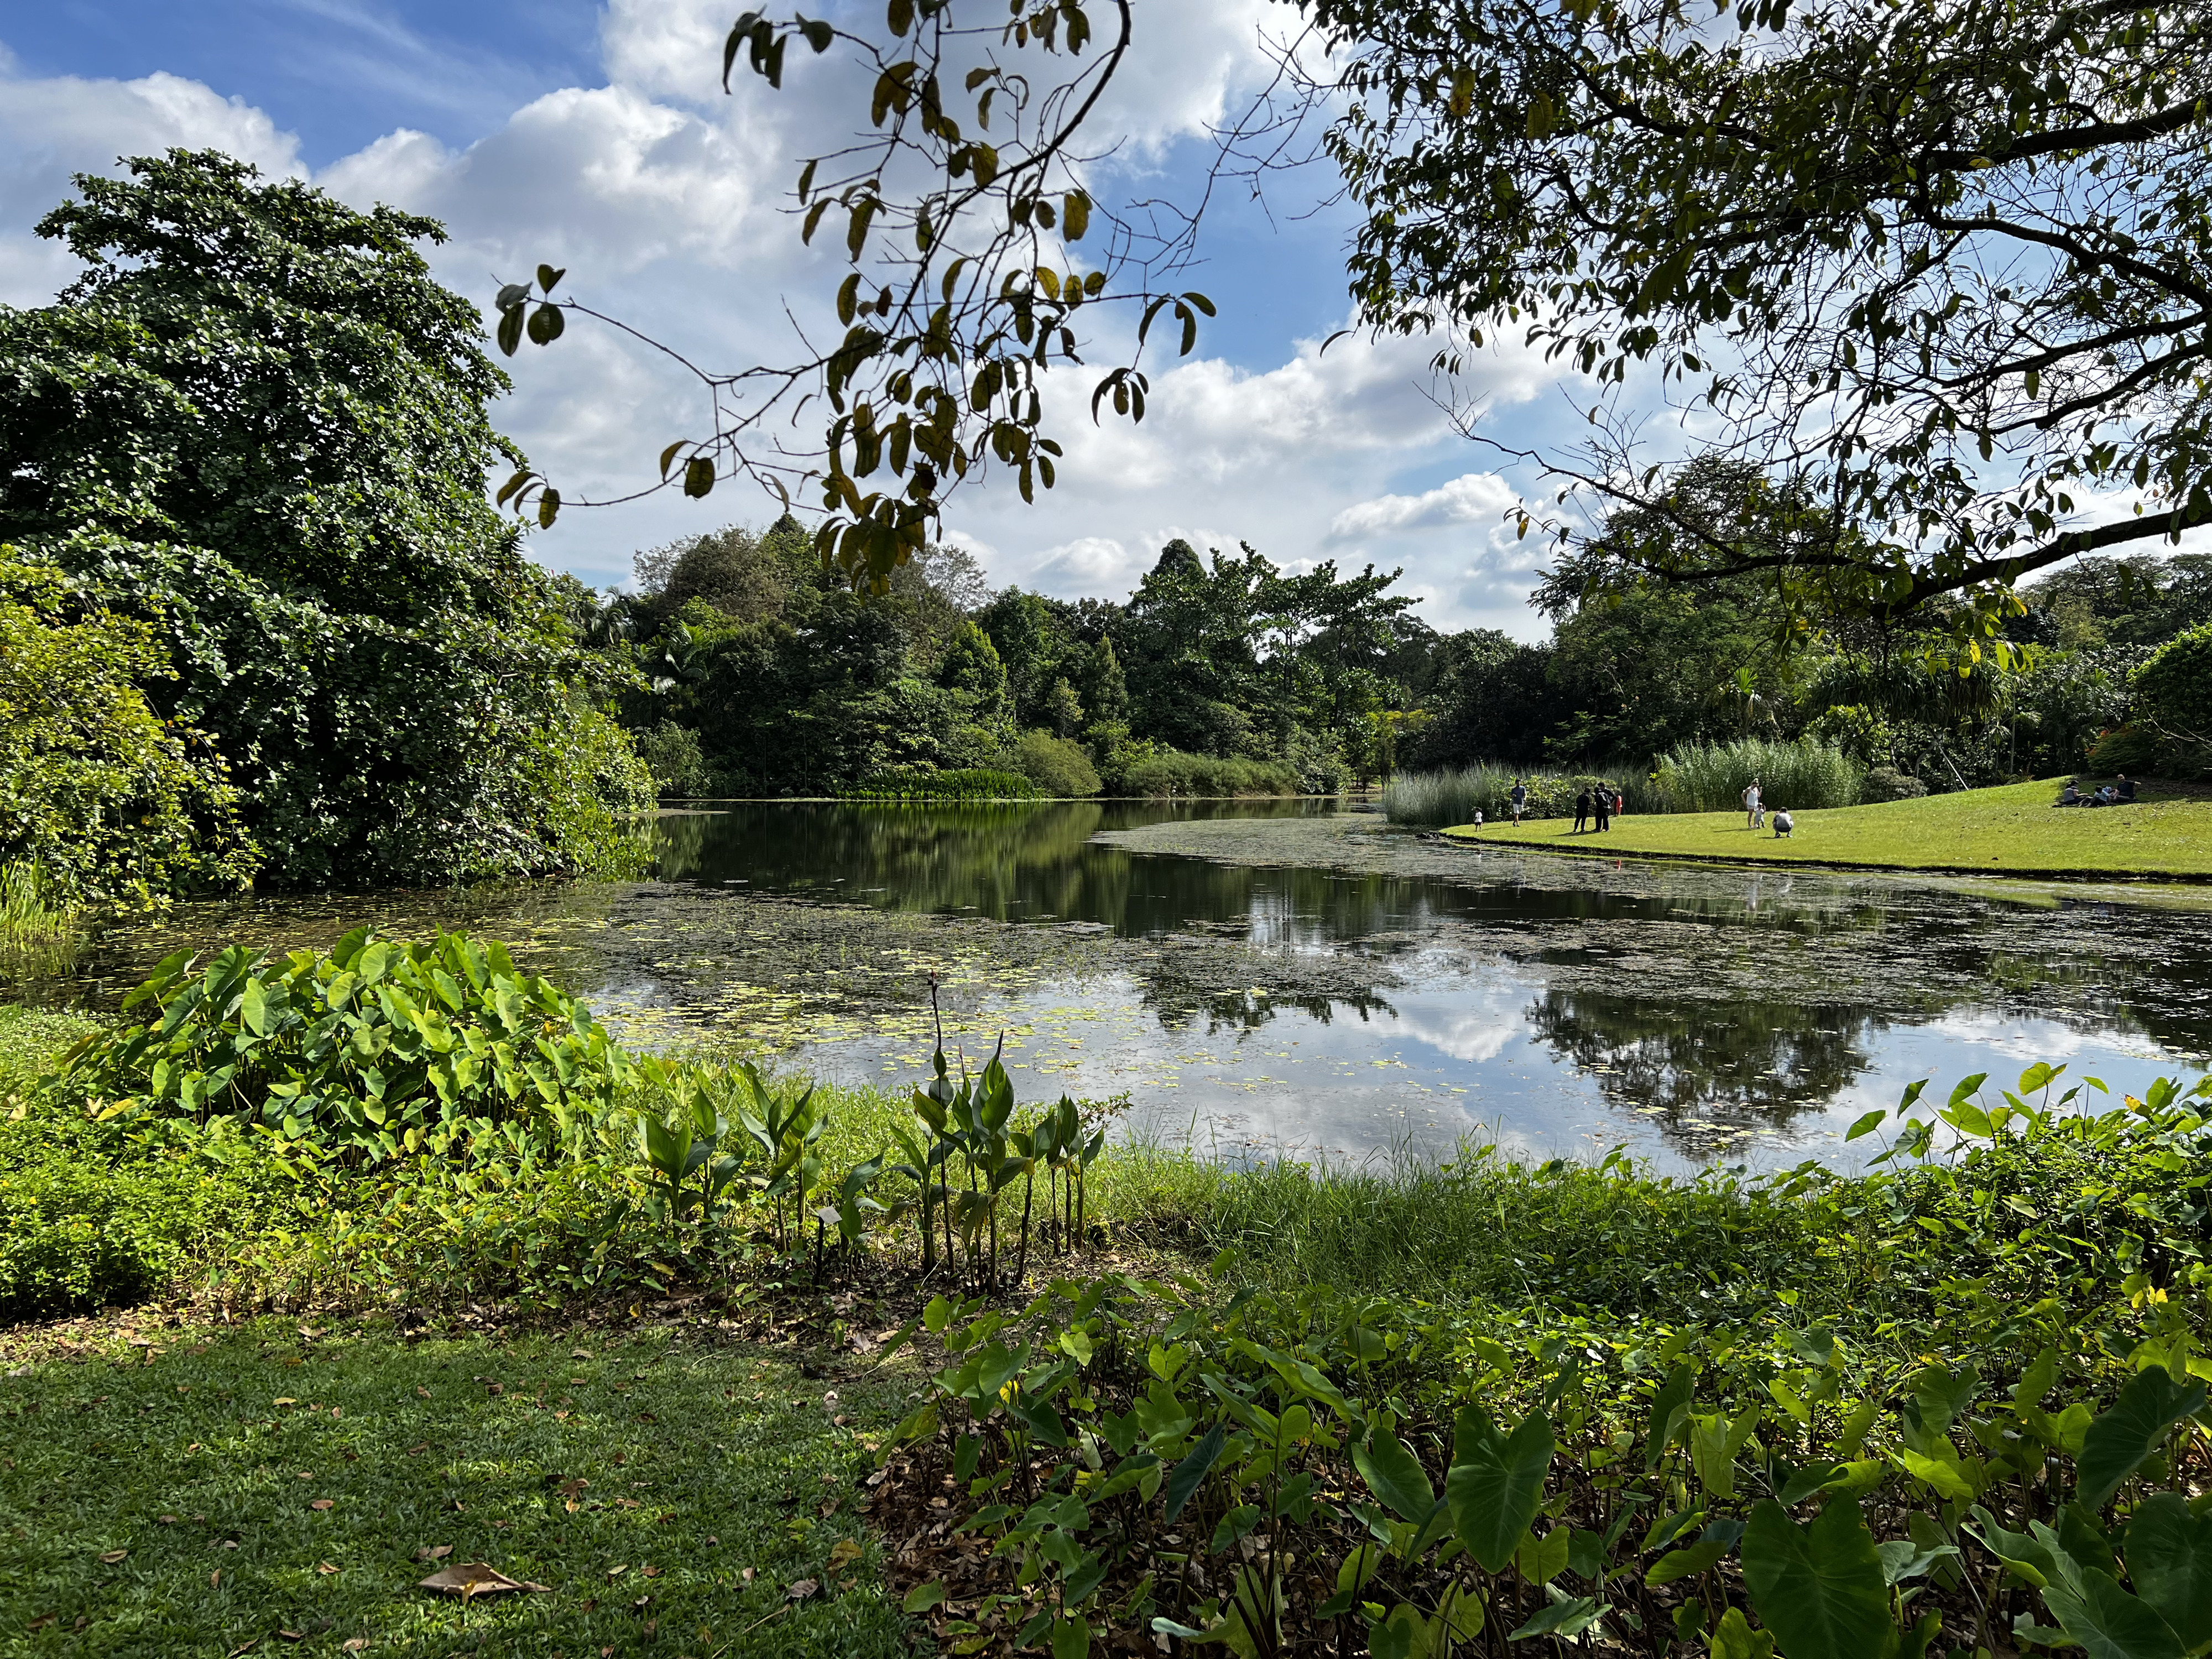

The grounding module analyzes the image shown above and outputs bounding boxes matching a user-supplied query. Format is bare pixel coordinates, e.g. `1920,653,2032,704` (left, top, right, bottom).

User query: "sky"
0,1,1613,638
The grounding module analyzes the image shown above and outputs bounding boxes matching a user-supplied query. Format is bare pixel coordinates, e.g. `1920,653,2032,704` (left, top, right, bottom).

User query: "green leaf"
1708,1606,1776,1659
1164,1423,1225,1522
902,1580,947,1613
2125,1492,2212,1650
1446,1406,1553,1573
1050,1615,1092,1659
1844,1107,1887,1141
1515,1525,1569,1585
1509,1595,1603,1641
2079,1367,2208,1511
1352,1430,1434,1524
1741,1499,1893,1659
1645,1363,1695,1469
2041,1569,2185,1659
1895,1448,1978,1501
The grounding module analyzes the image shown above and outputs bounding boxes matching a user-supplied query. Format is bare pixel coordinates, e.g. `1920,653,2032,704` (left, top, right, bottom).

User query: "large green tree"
0,152,648,888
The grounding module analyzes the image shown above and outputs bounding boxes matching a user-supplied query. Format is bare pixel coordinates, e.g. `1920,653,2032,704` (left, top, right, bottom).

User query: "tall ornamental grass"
1382,764,1655,826
1651,737,1863,811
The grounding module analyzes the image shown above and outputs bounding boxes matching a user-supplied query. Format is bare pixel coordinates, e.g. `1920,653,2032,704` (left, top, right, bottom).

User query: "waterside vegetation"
6,936,2212,1656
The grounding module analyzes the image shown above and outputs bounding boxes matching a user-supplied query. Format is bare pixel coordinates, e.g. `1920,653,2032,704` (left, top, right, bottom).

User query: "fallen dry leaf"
309,1500,334,1512
416,1563,551,1599
278,1631,304,1642
405,1443,427,1456
273,1397,296,1407
229,1640,259,1657
606,1565,628,1580
28,1615,53,1632
210,1572,221,1588
640,1567,661,1579
342,1641,369,1653
416,1387,430,1399
786,1578,819,1601
98,1549,129,1565
159,1514,180,1524
416,1545,453,1562
827,1539,864,1576
317,1562,339,1576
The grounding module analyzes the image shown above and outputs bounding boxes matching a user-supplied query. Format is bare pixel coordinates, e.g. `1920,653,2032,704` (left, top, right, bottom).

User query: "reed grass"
1382,764,1654,826
0,860,79,969
1651,737,1863,812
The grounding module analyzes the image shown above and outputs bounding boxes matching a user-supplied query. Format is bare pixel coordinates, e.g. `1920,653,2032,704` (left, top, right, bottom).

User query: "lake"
44,800,2212,1173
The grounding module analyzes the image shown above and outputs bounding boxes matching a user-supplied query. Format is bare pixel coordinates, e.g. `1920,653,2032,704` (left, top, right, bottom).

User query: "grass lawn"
0,1319,911,1659
1444,776,2212,877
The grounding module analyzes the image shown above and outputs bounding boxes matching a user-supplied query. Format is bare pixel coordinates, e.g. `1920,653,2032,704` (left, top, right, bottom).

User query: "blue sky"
0,2,1590,635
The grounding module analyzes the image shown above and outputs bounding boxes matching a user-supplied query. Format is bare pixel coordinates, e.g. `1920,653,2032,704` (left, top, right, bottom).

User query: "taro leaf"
1645,1363,1695,1469
1912,1363,1982,1433
1968,1505,2063,1590
1445,1406,1554,1573
1164,1423,1225,1522
1648,1518,1742,1587
2126,1492,2212,1651
1515,1525,1569,1587
1368,1608,1417,1659
1352,1430,1434,1524
1709,1606,1777,1659
2041,1568,2186,1659
1507,1595,1604,1642
2078,1366,2208,1512
1741,1499,1892,1659
1877,1539,1961,1585
1050,1615,1092,1659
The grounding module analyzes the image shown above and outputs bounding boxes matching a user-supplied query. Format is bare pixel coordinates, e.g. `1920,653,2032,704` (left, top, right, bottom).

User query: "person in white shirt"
1744,779,1763,829
1772,807,1794,838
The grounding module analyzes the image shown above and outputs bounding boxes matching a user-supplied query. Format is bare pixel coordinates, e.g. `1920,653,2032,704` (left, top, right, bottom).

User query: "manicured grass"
1446,776,2212,877
0,1320,911,1658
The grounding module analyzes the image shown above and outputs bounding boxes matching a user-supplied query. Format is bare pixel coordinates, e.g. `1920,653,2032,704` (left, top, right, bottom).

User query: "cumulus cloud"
0,10,1580,624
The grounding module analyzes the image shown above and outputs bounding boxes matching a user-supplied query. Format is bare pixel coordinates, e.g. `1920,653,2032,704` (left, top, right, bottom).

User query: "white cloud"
0,11,1575,629
1329,471,1520,540
0,62,305,305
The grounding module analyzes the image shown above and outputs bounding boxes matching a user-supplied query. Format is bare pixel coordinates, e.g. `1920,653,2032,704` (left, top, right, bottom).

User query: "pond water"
39,800,2212,1174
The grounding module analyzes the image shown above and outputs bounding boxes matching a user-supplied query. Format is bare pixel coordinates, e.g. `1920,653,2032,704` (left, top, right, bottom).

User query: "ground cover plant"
6,937,2212,1657
1448,779,2212,879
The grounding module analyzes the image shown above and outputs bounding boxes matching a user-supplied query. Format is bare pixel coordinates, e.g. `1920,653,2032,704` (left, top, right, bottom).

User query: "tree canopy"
0,151,649,890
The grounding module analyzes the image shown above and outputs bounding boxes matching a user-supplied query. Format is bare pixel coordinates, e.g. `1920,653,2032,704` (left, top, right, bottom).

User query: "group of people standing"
1572,785,1624,833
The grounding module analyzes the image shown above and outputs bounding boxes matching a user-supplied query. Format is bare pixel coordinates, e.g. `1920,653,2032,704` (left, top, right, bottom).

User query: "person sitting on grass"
1772,806,1794,838
2116,774,2137,802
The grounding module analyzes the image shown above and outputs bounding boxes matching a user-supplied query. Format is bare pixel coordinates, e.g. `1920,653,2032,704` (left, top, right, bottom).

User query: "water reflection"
27,801,2211,1169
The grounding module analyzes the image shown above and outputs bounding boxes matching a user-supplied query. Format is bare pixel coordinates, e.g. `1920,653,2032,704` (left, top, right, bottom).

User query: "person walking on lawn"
1573,786,1592,833
1594,786,1613,832
1744,778,1762,830
1510,778,1529,823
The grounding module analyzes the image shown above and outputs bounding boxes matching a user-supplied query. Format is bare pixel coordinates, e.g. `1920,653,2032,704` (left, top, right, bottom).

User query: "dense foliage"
0,152,650,890
0,551,254,908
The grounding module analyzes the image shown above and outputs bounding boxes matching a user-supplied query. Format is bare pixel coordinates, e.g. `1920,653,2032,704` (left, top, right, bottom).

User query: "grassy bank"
1446,775,2212,877
0,1319,908,1659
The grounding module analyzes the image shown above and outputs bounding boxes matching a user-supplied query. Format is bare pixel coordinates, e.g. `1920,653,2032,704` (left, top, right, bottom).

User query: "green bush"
1650,736,1863,811
2132,620,2212,777
2087,721,2168,775
1861,764,1929,802
1008,730,1102,797
1106,748,1300,797
46,929,633,1168
632,718,714,799
842,768,1040,801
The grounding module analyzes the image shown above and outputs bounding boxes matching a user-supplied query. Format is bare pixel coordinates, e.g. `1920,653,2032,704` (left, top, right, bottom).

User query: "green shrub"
841,768,1040,801
45,929,633,1168
1106,748,1300,797
2087,722,2167,775
1650,736,1863,811
1009,731,1102,797
632,718,714,799
1861,764,1928,802
2132,620,2212,777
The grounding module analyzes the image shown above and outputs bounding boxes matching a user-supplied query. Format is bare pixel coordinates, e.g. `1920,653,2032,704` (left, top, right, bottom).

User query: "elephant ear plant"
46,927,632,1171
